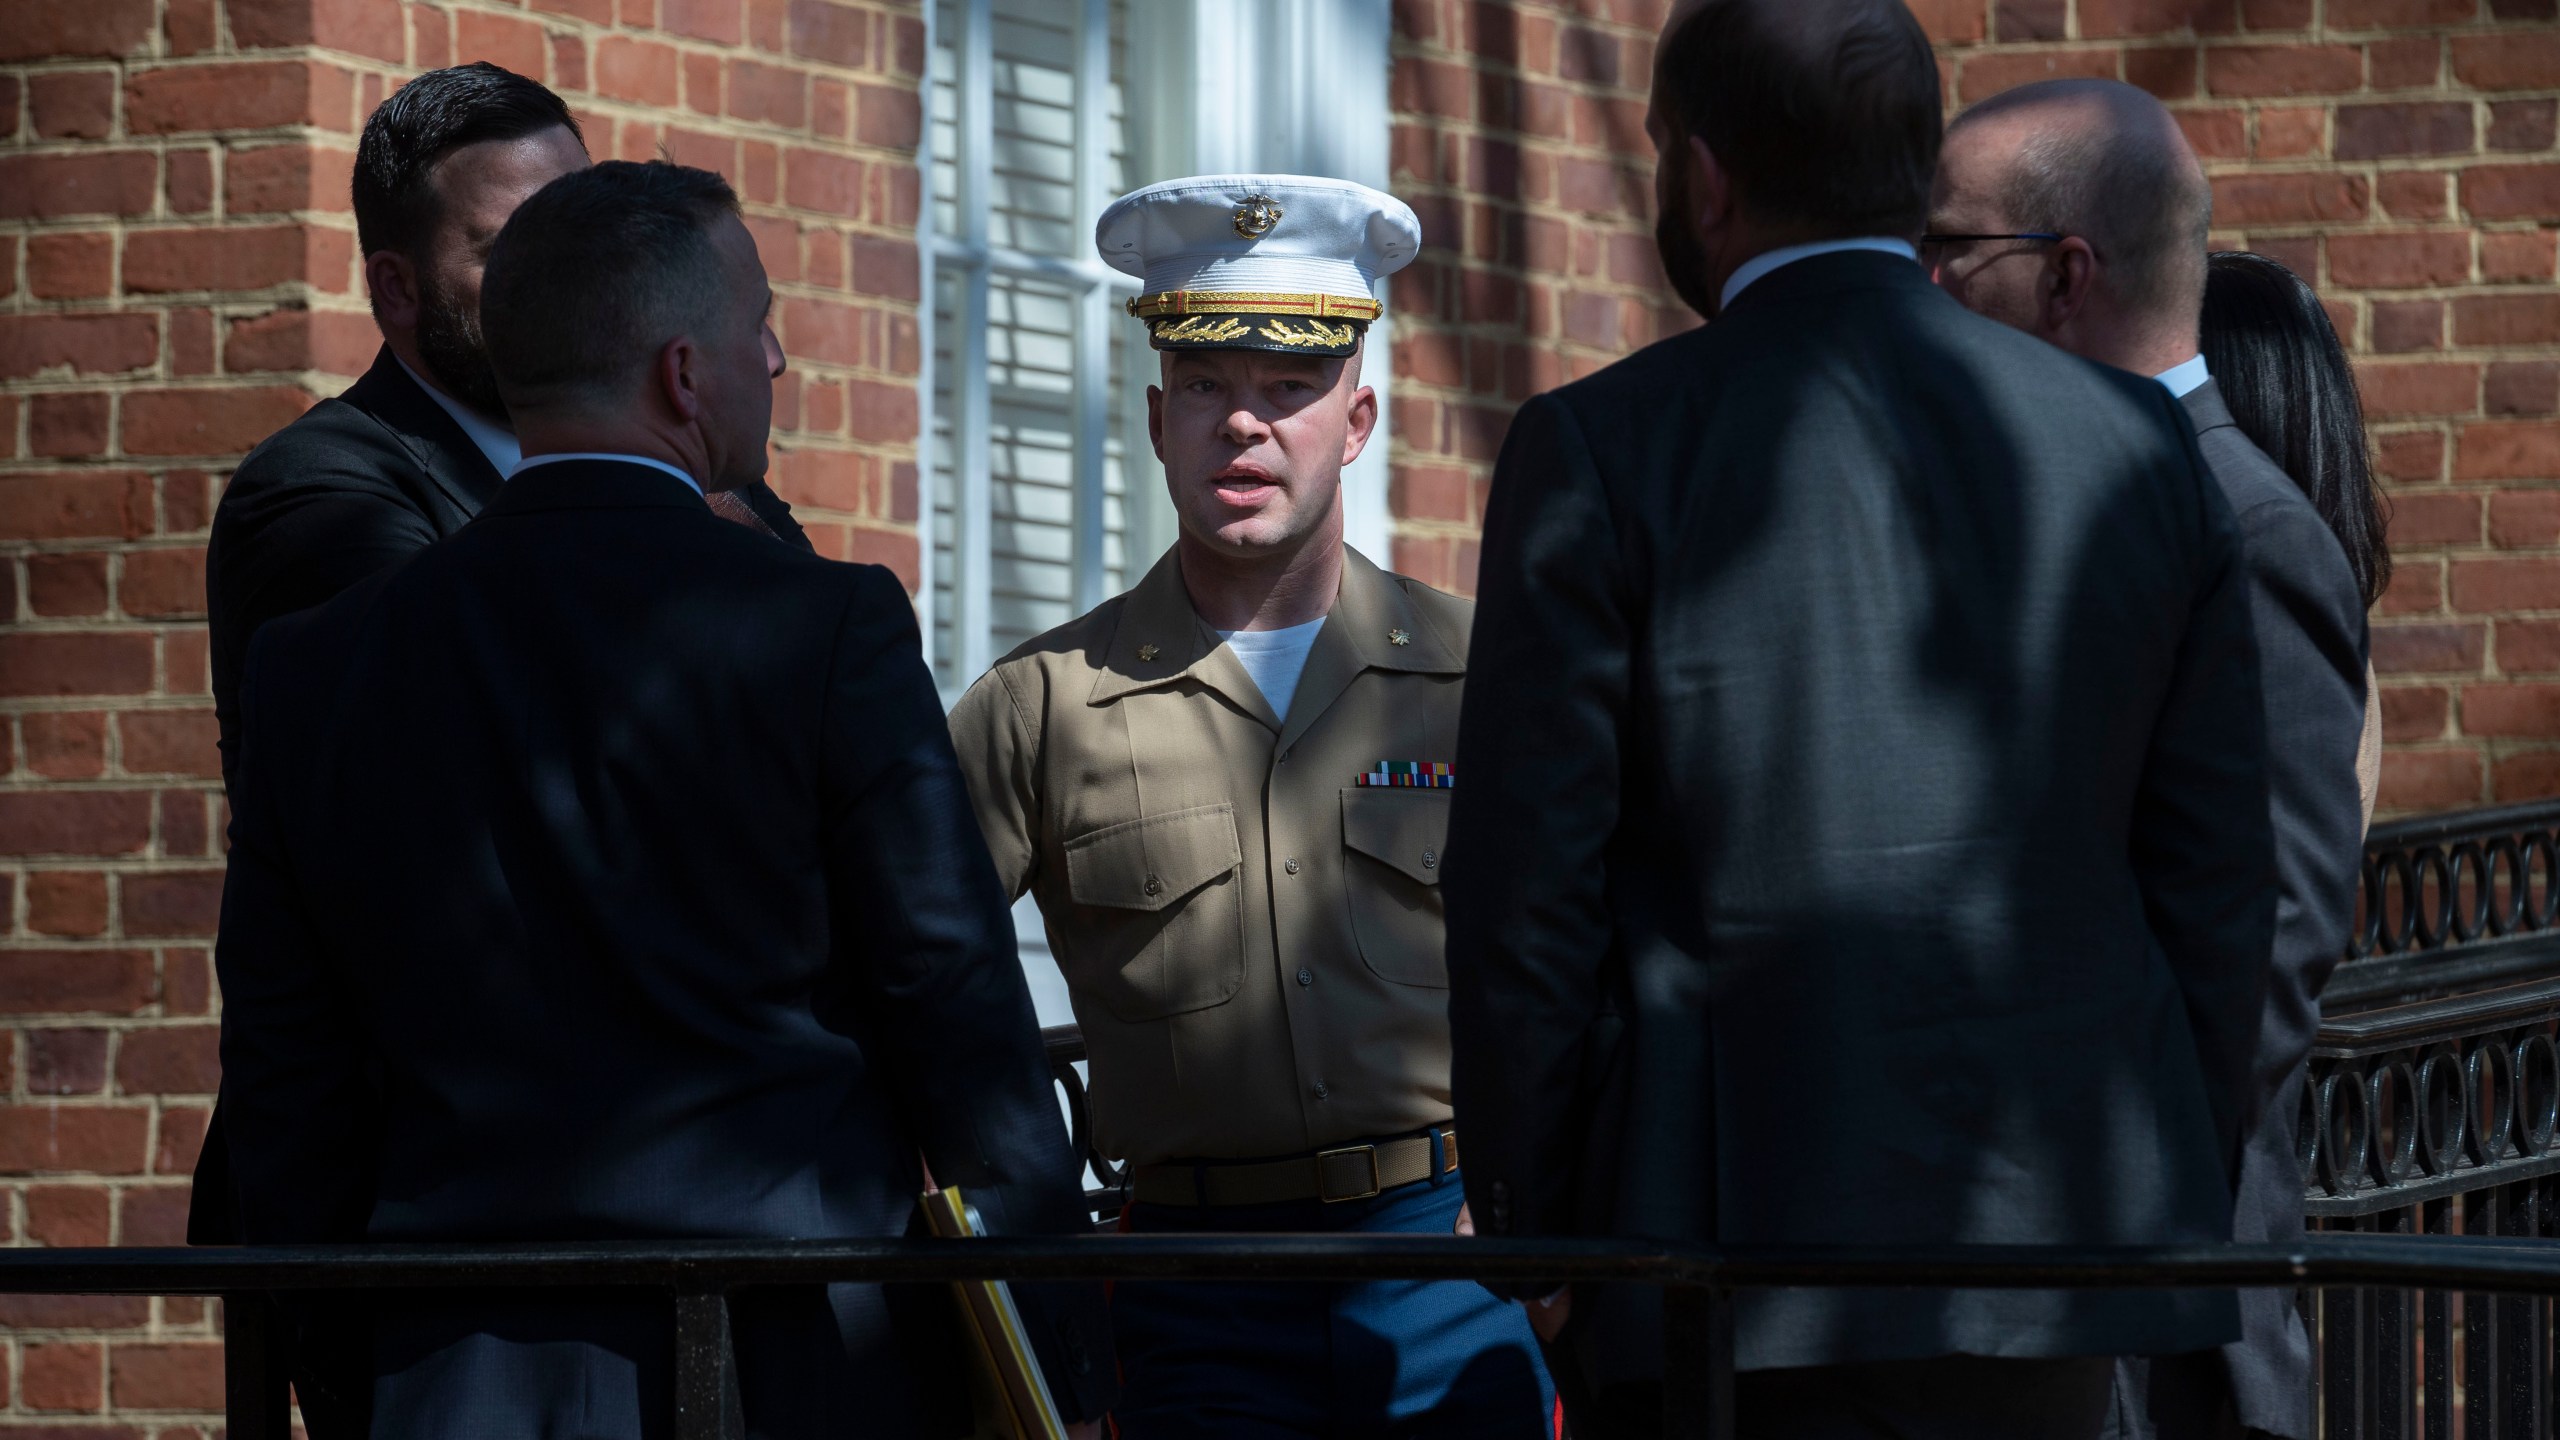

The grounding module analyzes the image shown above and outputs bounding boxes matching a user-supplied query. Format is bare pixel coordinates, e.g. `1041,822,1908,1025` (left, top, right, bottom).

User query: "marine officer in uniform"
947,175,1558,1439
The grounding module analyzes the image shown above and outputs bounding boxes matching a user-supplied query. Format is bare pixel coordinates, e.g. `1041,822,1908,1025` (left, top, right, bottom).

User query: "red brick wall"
1387,0,1678,597
1386,0,2560,817
0,0,922,1423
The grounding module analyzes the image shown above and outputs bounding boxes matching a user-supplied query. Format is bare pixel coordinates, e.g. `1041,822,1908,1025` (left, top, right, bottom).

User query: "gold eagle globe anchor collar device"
1096,174,1423,359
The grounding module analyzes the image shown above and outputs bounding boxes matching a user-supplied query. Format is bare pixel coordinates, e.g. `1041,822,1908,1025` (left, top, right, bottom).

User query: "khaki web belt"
1131,1129,1458,1207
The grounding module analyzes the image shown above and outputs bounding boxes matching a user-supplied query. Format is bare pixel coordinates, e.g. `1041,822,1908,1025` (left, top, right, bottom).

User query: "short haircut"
1957,81,2213,320
2201,251,2392,608
352,62,582,258
1653,0,1941,238
480,161,743,410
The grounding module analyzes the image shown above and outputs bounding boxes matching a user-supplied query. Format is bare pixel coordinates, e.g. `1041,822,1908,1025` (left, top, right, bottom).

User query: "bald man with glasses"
1931,79,2369,1440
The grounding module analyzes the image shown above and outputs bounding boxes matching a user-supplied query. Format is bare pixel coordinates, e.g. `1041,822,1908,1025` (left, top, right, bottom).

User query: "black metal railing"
1043,1024,1129,1218
10,804,2560,1435
2308,800,2560,1436
12,1234,2560,1440
2313,801,2560,1211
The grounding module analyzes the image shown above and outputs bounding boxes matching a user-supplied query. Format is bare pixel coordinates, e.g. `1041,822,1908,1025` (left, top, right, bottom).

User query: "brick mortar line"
0,1004,215,1015
1389,132,1660,166
1389,59,1649,94
0,205,925,242
0,622,204,633
0,545,216,556
1945,36,2536,46
0,363,929,393
1398,5,1666,38
1377,131,2559,165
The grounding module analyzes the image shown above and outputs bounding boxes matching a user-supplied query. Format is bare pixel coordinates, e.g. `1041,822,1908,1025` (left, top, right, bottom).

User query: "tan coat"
947,545,1472,1168
2358,661,2382,832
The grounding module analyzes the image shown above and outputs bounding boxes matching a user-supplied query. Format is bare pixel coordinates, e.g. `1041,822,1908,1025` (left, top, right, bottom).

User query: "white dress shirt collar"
394,354,521,477
2154,353,2213,399
1719,237,1920,311
510,451,707,498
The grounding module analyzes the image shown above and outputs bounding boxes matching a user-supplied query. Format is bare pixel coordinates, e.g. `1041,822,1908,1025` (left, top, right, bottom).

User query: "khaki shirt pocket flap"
1065,802,1243,912
1341,788,1450,887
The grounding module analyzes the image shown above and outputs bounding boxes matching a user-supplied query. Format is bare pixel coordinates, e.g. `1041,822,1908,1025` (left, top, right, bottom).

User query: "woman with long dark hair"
2199,250,2391,824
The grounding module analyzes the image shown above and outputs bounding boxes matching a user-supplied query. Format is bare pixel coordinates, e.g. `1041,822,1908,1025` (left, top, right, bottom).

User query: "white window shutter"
929,0,1139,694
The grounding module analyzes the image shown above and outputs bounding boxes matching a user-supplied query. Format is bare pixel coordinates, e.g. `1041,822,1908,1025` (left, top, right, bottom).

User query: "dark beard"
1654,164,1723,322
414,270,508,419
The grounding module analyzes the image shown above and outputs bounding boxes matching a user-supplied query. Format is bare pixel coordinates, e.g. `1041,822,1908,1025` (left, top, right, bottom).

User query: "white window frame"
917,0,1395,705
918,0,1136,696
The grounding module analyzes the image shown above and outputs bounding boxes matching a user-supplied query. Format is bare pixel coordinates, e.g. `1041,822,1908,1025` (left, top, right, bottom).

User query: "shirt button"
1422,849,1438,869
1313,1081,1330,1100
1284,857,1301,874
1297,967,1313,987
1142,873,1163,896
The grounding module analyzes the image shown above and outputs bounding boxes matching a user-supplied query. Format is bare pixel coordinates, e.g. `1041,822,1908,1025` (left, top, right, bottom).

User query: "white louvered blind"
928,0,1142,695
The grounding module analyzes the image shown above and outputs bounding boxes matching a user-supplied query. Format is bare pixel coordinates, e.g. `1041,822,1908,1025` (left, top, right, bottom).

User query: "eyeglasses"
1920,232,2064,247
1919,232,2064,264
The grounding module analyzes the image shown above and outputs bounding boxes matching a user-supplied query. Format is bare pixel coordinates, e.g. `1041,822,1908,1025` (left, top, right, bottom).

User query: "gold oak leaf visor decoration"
1134,292,1375,357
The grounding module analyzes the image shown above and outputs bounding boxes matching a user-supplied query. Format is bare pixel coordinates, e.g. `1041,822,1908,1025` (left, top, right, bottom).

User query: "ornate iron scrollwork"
2309,801,2560,1213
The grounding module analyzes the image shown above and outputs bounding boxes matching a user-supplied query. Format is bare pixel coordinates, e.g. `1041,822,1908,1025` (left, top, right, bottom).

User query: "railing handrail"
2361,798,2560,851
9,1234,2560,1297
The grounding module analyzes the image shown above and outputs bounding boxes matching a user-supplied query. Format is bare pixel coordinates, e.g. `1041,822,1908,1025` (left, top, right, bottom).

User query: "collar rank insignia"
1137,643,1160,661
1357,761,1453,789
1388,628,1411,646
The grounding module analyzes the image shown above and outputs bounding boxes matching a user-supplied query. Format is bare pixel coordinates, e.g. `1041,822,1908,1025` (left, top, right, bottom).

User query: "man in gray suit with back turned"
1445,3,2280,1437
1932,79,2370,1440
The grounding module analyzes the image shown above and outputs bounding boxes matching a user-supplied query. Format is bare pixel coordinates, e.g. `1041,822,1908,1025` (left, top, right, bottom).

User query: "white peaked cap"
1096,174,1423,357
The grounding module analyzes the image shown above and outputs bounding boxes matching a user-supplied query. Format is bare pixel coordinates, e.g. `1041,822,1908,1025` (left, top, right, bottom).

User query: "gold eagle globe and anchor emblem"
1231,193,1284,239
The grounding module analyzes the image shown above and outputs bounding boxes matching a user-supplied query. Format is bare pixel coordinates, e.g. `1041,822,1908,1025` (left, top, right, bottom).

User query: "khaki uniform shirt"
948,545,1472,1168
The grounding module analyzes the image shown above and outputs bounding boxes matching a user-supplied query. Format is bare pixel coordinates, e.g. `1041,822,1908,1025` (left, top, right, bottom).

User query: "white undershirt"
2154,354,2213,399
1719,237,1920,311
1216,616,1327,721
512,451,706,498
395,355,521,476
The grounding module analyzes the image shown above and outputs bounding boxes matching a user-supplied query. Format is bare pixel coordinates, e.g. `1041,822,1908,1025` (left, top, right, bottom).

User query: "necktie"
705,487,777,538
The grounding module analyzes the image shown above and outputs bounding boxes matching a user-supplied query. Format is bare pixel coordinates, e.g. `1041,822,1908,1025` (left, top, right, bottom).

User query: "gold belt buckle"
1315,1144,1382,1203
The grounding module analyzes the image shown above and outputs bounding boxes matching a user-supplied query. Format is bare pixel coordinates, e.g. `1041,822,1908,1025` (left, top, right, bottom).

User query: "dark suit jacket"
2121,382,2367,1440
206,346,807,787
215,459,1111,1437
194,348,808,1248
1445,253,2277,1387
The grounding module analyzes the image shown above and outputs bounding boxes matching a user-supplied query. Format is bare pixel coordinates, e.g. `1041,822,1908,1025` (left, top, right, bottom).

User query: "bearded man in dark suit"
206,62,809,795
1931,79,2369,1440
1444,3,2279,1437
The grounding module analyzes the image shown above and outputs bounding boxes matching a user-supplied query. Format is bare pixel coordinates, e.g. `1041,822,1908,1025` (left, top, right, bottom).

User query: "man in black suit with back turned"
214,159,1112,1437
1931,80,2369,1440
192,68,812,1428
193,60,809,1244
1445,3,2279,1437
